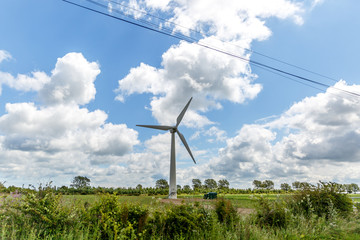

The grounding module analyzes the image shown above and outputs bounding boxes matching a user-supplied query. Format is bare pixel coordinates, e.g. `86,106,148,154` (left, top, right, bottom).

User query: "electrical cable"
107,0,339,83
61,0,360,98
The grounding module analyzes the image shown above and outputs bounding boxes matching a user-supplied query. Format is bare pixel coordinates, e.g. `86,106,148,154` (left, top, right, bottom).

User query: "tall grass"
1,183,359,239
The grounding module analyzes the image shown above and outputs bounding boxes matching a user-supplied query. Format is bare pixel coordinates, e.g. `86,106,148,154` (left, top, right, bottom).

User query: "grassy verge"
1,189,360,239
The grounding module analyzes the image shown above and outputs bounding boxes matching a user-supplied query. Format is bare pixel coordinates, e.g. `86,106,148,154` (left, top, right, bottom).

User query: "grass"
60,193,275,209
349,194,360,203
2,191,360,239
60,193,360,209
61,194,163,206
179,193,284,208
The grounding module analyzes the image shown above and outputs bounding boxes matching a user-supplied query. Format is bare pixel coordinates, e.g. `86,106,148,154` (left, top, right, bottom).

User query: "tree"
344,183,360,193
299,182,312,189
155,179,169,189
177,185,181,190
136,184,143,190
253,180,262,189
192,179,202,190
253,179,274,190
183,185,191,191
280,183,291,191
70,176,90,189
262,180,274,190
351,183,359,193
292,181,301,190
204,179,217,189
218,179,230,189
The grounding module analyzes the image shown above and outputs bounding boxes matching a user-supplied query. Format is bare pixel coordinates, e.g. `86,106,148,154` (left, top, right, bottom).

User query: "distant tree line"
252,179,360,194
0,177,358,196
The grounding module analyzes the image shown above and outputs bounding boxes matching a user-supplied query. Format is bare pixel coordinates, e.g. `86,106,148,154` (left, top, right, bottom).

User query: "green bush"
82,194,148,239
11,191,74,236
144,203,213,239
214,198,238,228
254,196,289,228
355,202,360,213
290,181,353,219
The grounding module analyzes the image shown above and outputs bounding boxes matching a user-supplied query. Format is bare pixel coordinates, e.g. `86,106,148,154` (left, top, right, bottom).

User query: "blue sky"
0,0,360,188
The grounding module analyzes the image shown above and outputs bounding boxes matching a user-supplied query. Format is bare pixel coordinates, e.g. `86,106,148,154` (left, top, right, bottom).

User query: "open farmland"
62,193,360,208
60,193,287,209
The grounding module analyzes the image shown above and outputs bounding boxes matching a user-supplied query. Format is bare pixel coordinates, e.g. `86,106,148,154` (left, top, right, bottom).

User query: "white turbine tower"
137,97,196,199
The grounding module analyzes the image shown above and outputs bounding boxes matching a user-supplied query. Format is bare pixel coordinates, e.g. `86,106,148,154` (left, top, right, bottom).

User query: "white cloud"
117,0,145,19
117,40,261,127
191,126,227,143
39,52,100,106
0,100,138,158
0,50,50,95
116,0,306,129
0,52,140,187
165,0,304,40
145,0,170,11
311,0,325,9
0,52,98,102
0,52,138,157
192,81,360,188
0,50,12,63
0,71,50,94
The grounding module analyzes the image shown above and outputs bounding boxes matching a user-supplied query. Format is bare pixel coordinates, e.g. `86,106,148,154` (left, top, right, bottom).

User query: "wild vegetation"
1,181,360,239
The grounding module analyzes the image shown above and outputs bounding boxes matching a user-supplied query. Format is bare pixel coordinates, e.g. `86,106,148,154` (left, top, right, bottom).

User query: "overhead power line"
107,0,339,83
61,0,360,98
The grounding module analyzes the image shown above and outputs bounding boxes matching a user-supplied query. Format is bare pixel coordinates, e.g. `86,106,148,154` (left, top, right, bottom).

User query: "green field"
61,194,160,206
61,193,360,209
349,194,360,203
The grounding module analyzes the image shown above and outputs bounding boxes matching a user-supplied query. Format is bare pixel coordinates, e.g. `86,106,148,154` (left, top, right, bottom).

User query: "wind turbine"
137,97,196,199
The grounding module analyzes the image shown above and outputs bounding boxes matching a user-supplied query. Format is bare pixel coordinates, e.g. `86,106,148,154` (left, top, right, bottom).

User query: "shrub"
254,196,289,228
144,203,213,239
214,198,238,228
355,202,360,213
290,181,353,219
84,194,122,238
163,205,199,238
82,194,149,239
12,191,73,235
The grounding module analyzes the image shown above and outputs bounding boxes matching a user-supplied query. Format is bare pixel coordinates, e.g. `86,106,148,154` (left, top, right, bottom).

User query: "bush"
11,191,74,235
290,181,353,219
214,198,238,228
355,202,360,213
254,196,289,228
82,194,148,239
144,203,213,239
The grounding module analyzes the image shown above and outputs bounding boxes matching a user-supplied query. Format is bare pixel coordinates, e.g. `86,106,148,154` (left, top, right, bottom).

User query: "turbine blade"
176,97,192,128
136,125,173,131
177,131,196,164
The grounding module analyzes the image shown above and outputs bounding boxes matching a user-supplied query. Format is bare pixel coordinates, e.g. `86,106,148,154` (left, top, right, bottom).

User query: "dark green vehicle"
203,192,217,199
